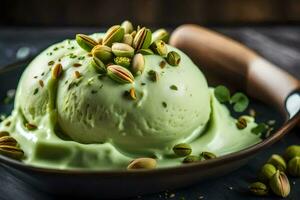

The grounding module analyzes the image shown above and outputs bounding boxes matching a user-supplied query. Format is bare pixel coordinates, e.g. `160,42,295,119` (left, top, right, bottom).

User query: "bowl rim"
0,59,299,176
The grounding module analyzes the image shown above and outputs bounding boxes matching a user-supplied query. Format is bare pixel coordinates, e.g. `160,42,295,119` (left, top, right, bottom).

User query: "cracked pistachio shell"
133,27,152,50
91,56,106,73
0,136,18,146
287,156,300,177
249,182,269,196
258,163,277,183
137,48,154,55
121,20,134,34
0,145,24,160
152,28,169,43
173,143,192,157
102,25,125,47
107,65,134,84
92,45,113,63
150,40,167,56
166,51,181,66
267,154,287,171
76,34,98,52
127,158,157,170
131,53,145,75
111,43,134,57
122,34,133,46
283,145,300,161
0,131,9,138
269,170,290,198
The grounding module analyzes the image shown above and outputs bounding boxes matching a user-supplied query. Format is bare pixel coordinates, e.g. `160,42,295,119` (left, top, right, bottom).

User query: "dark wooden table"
0,26,299,200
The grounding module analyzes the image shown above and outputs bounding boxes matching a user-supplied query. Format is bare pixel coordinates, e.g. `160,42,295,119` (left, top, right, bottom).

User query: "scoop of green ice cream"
14,33,211,157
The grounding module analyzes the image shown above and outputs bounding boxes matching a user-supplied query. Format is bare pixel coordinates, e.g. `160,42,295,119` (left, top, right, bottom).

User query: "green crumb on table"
162,102,167,108
48,60,55,66
91,90,97,94
33,88,39,95
170,85,178,90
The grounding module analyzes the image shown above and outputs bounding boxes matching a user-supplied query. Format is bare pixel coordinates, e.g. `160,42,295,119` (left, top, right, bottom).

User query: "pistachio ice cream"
0,22,262,170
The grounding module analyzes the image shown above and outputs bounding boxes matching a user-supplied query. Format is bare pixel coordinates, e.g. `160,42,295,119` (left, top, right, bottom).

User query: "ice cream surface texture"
0,24,262,170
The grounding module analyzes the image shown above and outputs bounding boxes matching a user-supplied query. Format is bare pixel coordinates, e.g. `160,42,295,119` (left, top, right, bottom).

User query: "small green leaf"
231,92,249,112
214,85,230,103
251,123,268,135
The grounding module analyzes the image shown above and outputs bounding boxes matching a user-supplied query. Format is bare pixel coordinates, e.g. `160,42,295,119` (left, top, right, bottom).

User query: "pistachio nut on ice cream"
0,21,264,170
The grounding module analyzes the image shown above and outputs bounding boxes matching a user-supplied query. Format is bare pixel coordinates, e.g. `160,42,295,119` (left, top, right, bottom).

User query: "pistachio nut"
0,136,17,147
127,157,157,170
131,53,145,75
130,30,137,39
0,145,24,160
25,123,37,130
183,155,199,163
200,151,217,160
102,25,125,47
267,154,287,171
91,56,107,73
121,20,133,34
269,170,290,198
287,156,300,177
152,28,169,43
0,131,9,138
137,49,154,55
51,63,63,79
133,27,152,50
249,182,268,196
76,34,98,52
122,34,133,46
236,117,247,130
92,45,113,63
124,88,137,100
114,57,131,68
258,163,277,183
111,43,134,57
173,143,192,157
107,65,134,84
166,51,181,66
148,70,159,82
283,145,300,161
150,40,167,56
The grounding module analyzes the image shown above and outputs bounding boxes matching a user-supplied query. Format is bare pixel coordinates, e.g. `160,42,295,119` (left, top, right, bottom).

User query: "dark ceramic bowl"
0,25,299,199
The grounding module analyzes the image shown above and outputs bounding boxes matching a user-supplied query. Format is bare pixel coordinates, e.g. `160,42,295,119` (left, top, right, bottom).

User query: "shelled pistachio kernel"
200,152,217,160
0,145,24,160
91,56,106,73
137,49,154,55
133,27,152,50
183,155,199,163
267,154,287,171
123,34,133,46
107,65,134,84
127,157,157,170
152,28,169,43
173,143,192,157
150,40,167,56
102,25,125,47
114,57,131,68
76,34,98,52
258,163,277,183
26,123,37,130
269,170,290,198
92,45,113,63
236,117,247,130
249,182,268,196
111,43,134,57
131,53,145,75
283,145,300,161
166,51,181,66
148,70,159,82
287,156,300,176
121,20,133,34
0,136,18,146
51,63,63,79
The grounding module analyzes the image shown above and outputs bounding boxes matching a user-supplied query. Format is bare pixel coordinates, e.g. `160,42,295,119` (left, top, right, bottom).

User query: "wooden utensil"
170,24,300,122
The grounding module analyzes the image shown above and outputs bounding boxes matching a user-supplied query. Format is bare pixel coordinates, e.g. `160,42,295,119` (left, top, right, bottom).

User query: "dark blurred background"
1,0,300,27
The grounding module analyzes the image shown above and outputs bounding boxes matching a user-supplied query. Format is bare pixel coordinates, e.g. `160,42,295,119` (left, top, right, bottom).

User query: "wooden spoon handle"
170,24,300,118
